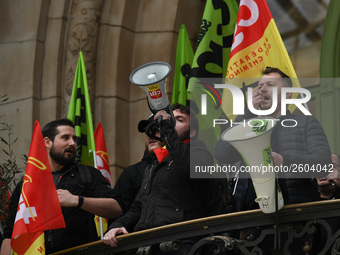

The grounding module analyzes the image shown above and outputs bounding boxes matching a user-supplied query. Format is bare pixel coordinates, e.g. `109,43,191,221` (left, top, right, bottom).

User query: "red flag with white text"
11,121,65,255
221,0,300,120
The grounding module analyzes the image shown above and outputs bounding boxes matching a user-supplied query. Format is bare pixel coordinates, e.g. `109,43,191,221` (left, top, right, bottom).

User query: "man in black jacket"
1,119,122,255
214,67,332,253
103,104,226,247
112,115,164,215
215,67,332,212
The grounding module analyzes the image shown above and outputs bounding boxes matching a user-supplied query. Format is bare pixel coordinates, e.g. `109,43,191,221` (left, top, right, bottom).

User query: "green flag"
171,24,194,106
190,0,238,80
67,51,96,167
67,52,107,238
188,0,238,140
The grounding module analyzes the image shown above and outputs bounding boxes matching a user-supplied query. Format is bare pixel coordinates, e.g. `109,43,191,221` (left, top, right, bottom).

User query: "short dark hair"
262,67,292,87
42,119,75,141
171,103,199,138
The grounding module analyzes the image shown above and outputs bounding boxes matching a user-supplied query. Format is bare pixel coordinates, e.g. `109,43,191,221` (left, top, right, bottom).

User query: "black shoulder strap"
77,163,92,197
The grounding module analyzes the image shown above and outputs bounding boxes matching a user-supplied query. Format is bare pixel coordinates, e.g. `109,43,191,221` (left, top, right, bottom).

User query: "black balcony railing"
51,199,340,255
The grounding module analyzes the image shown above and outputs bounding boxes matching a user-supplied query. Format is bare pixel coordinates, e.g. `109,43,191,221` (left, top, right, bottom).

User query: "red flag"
94,122,112,186
11,121,65,255
222,0,300,120
94,122,111,235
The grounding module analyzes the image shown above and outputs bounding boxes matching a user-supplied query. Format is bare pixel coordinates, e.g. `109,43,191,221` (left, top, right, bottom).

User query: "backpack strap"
77,163,92,197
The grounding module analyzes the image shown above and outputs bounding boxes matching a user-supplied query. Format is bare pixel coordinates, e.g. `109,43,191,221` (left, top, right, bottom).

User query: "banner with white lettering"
221,0,301,121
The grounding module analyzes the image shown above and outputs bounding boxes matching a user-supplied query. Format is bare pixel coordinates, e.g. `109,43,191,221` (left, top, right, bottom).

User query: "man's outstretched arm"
57,189,123,219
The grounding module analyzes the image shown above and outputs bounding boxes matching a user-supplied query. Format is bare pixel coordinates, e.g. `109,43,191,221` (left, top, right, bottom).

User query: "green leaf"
0,137,8,145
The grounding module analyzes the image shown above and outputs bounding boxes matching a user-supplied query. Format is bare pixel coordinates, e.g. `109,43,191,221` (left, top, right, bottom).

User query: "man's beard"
50,145,75,167
178,129,190,141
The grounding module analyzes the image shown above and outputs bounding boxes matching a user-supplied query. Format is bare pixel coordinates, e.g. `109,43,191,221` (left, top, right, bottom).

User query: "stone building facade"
1,0,339,183
0,0,205,182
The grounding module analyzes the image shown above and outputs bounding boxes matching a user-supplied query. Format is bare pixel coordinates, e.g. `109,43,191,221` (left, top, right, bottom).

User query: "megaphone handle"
145,122,163,142
169,109,175,127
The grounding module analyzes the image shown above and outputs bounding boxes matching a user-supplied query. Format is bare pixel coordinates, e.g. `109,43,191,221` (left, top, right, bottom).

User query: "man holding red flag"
1,119,122,254
2,121,65,255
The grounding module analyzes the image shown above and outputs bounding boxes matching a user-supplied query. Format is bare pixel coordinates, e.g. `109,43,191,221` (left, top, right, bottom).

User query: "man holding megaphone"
103,104,226,248
215,67,332,213
215,67,332,251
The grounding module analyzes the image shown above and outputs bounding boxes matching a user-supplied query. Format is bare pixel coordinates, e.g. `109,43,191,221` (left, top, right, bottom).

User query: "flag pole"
92,151,104,239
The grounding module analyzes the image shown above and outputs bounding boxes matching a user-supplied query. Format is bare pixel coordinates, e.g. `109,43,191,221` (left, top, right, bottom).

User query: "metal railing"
52,199,340,255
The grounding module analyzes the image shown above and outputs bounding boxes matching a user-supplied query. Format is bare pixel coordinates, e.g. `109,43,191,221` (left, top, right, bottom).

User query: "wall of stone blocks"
0,0,205,183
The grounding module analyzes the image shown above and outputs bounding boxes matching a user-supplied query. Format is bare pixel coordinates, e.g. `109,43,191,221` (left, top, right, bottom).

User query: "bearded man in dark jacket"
1,119,122,255
103,104,226,247
214,67,332,213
